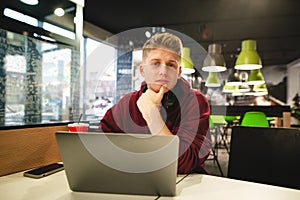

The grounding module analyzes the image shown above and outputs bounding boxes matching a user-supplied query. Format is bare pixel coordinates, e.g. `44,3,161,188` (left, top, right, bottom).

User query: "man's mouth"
156,80,169,84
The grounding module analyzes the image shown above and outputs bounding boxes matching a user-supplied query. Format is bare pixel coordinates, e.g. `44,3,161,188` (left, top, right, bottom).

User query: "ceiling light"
253,83,268,93
205,72,221,87
247,69,265,85
54,8,65,17
145,31,151,38
235,40,262,70
222,81,235,93
20,0,39,6
202,43,226,72
181,47,195,74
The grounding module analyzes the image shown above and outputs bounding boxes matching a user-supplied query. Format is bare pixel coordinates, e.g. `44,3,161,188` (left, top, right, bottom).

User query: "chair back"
210,115,226,127
228,126,300,189
240,111,269,127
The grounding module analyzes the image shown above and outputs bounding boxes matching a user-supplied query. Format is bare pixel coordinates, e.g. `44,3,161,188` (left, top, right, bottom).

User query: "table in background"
210,105,291,127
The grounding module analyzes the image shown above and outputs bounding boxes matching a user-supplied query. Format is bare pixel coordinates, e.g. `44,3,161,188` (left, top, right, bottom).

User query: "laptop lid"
55,132,179,196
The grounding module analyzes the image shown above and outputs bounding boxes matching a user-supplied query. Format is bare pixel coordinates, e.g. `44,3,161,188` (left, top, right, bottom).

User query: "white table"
161,174,300,200
1,171,299,200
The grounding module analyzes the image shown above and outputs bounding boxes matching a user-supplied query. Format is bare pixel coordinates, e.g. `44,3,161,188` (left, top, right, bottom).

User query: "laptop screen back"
55,132,179,196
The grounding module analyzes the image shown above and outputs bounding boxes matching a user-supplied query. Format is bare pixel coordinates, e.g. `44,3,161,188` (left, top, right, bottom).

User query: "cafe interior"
0,0,300,199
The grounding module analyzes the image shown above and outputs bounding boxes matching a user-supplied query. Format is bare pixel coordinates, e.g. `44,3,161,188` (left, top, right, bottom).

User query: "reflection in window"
5,55,26,125
41,43,71,122
1,29,118,126
1,29,73,125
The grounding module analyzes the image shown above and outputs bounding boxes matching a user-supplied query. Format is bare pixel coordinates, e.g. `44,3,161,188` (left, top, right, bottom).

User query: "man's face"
140,48,182,93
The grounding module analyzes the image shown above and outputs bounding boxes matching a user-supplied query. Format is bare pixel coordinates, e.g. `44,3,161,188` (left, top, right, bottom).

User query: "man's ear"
178,66,182,78
140,64,145,77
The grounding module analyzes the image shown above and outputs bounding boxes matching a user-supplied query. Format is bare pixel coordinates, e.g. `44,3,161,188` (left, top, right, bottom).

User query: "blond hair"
142,32,183,60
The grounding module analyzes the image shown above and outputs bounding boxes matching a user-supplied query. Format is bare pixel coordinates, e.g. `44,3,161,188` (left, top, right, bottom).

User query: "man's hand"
137,85,172,135
137,85,166,123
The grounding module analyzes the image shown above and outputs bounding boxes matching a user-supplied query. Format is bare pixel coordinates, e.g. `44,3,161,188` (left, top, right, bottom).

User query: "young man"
99,32,211,174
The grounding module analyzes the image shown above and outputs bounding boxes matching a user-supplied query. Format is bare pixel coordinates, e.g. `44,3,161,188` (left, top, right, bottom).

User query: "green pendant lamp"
247,69,265,85
202,43,227,72
181,47,195,74
235,40,262,70
253,83,268,96
205,72,221,87
223,81,235,93
232,85,243,96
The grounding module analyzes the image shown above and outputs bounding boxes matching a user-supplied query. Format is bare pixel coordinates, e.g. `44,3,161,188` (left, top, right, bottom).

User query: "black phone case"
23,163,64,178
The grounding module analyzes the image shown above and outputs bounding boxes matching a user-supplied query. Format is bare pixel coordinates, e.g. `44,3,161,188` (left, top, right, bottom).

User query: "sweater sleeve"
99,107,124,133
176,91,211,174
99,91,147,133
98,95,131,133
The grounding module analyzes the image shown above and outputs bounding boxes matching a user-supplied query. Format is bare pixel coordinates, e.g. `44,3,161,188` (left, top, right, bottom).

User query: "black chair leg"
212,147,224,177
218,126,230,154
206,128,225,177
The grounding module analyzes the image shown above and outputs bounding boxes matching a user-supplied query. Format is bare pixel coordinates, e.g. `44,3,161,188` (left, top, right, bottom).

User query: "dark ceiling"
84,0,300,68
1,0,300,68
0,0,74,21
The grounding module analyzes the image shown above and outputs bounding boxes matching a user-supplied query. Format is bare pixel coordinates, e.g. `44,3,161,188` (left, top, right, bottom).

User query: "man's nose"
159,64,168,75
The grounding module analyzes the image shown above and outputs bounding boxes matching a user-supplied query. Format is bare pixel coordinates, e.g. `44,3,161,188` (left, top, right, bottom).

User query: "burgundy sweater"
99,78,211,174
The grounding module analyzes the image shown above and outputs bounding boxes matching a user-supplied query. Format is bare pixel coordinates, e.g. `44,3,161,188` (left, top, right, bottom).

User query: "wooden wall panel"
0,125,68,176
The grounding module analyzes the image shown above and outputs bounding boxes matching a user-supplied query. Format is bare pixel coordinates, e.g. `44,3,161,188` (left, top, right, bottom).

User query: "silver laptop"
55,132,179,196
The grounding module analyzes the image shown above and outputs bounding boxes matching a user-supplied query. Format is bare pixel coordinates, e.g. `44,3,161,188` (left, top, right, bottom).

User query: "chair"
240,111,269,127
228,126,300,189
223,115,240,151
206,115,226,176
210,115,229,153
224,115,240,126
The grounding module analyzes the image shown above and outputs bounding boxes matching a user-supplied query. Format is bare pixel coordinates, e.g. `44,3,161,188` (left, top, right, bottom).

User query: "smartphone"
23,163,64,179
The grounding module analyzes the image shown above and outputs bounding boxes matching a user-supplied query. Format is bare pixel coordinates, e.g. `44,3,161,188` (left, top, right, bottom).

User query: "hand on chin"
150,84,169,93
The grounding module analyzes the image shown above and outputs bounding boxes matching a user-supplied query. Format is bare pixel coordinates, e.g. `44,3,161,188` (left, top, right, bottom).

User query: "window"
0,29,119,126
84,38,116,121
1,29,73,125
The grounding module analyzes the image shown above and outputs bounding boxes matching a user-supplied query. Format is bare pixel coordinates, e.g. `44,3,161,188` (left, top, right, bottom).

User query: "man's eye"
153,62,161,67
167,63,177,68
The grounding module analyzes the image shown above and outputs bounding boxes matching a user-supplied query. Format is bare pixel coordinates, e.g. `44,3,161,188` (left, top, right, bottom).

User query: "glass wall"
41,42,72,122
0,29,75,126
0,28,118,127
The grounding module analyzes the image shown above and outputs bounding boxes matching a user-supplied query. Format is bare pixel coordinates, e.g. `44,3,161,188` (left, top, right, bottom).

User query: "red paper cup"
68,123,89,132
